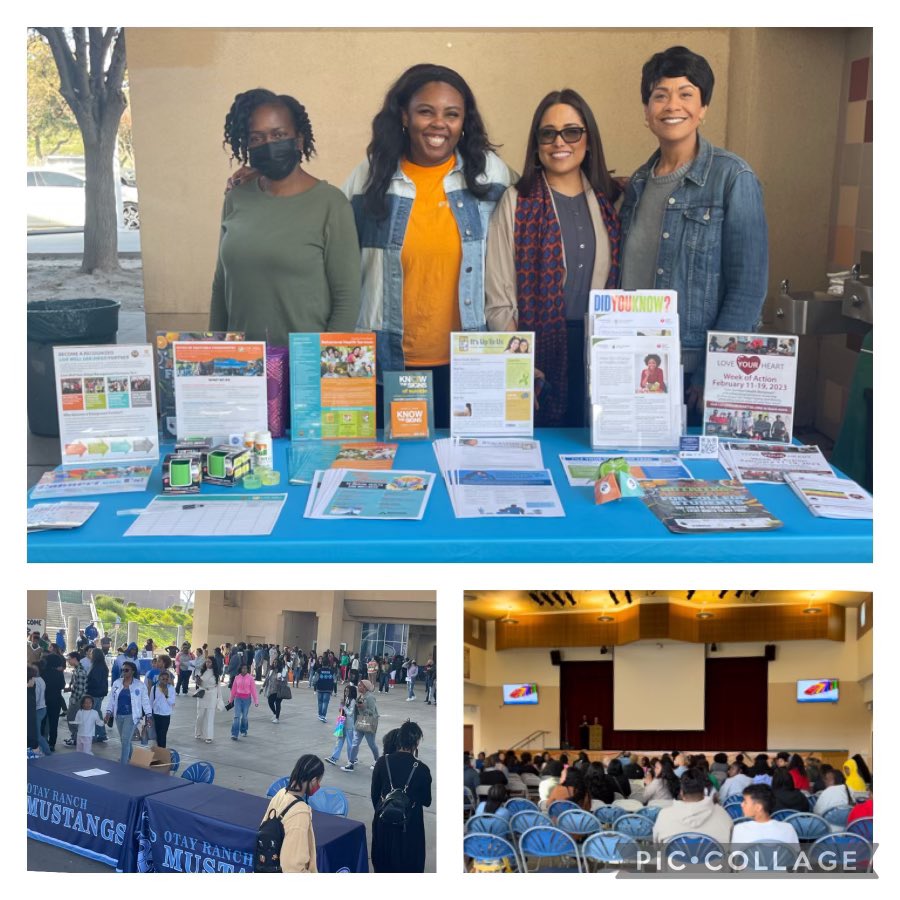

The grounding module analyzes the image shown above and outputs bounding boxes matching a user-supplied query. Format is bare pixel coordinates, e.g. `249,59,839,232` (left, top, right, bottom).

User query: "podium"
589,725,603,750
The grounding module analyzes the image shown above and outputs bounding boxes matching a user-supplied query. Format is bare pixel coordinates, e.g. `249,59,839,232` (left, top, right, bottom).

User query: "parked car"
27,168,139,230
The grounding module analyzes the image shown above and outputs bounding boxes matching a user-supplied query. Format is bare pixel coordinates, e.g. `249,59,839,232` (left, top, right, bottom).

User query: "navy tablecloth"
140,782,368,872
27,752,188,870
27,430,872,563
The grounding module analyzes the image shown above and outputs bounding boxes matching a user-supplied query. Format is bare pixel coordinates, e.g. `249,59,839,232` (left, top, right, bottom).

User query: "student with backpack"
370,720,432,872
255,754,323,873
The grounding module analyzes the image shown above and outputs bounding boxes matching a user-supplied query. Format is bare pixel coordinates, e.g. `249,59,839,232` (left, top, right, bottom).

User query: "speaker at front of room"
764,644,776,661
550,649,561,666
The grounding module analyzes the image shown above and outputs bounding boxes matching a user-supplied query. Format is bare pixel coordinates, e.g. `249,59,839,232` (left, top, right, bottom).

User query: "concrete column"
127,621,138,646
175,625,185,648
67,616,79,653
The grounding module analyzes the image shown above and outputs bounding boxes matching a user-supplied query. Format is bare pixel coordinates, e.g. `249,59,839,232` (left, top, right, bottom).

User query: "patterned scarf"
514,175,620,425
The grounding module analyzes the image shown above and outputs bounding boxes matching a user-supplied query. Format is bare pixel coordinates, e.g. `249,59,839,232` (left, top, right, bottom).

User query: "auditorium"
463,590,873,874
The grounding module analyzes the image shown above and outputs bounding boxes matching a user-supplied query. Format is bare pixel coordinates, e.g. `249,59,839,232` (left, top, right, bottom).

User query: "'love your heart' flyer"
702,331,799,444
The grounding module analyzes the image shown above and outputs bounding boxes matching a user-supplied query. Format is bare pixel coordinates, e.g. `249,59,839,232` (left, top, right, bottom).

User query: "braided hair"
398,720,423,750
287,754,325,798
223,88,316,165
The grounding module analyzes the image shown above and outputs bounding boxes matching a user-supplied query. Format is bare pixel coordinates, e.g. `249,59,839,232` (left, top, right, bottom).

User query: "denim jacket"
343,151,514,375
619,135,768,379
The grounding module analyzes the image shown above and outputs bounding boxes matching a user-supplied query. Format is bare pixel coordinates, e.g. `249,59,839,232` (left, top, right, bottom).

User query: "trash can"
27,297,121,437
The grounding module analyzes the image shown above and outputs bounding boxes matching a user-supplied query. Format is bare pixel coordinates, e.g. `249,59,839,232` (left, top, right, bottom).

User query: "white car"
27,167,140,230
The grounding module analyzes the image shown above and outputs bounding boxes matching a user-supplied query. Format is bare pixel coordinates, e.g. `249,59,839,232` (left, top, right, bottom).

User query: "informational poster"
54,344,159,465
172,341,268,445
289,333,376,441
719,442,833,484
156,331,244,437
305,470,435,520
449,332,534,437
383,370,433,440
703,331,798,442
588,291,682,450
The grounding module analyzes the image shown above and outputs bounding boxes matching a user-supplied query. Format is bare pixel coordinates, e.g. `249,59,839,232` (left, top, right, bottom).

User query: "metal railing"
507,730,551,751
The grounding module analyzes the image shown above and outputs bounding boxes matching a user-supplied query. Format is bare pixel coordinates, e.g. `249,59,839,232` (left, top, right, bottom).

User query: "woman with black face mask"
210,89,361,346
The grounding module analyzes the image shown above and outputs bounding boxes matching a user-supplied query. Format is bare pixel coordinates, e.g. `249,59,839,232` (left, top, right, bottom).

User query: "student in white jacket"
104,660,152,765
149,669,177,748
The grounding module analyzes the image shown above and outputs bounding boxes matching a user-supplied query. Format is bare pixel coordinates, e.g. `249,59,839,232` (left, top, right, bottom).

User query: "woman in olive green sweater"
210,88,361,346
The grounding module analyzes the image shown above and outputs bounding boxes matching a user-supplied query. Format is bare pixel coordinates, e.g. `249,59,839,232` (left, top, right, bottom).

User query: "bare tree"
36,28,127,273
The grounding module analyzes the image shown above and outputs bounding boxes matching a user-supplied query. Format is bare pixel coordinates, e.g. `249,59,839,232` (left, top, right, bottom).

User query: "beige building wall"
127,27,855,338
27,590,48,624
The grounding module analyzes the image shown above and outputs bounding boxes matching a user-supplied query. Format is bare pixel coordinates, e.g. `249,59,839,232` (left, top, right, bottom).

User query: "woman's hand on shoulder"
226,166,258,194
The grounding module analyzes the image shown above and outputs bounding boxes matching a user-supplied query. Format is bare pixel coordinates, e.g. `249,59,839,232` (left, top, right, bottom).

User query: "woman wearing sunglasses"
619,46,768,422
485,89,621,427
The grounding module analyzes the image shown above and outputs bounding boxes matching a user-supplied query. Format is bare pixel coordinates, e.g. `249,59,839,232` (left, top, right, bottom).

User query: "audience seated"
847,793,872,826
813,769,855,817
475,783,511,820
652,770,734,845
464,752,480,795
787,754,810,791
718,762,752,801
547,765,592,816
606,758,631,798
731,785,800,846
517,751,540,777
771,767,809,813
748,754,773,785
642,757,679,807
710,752,730,781
538,759,563,804
480,754,509,787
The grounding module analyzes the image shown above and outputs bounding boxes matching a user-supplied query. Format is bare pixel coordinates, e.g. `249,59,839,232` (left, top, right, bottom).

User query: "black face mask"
249,138,301,181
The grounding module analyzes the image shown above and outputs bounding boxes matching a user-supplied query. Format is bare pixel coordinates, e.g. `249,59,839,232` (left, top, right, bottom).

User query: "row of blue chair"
267,778,349,816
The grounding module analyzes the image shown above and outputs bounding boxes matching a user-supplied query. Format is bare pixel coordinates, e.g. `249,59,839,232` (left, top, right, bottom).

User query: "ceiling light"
802,607,822,615
597,615,614,623
696,611,714,619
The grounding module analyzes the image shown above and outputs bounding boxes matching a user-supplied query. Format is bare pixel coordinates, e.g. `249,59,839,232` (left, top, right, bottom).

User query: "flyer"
639,479,783,533
383,370,434,440
306,469,435,520
783,472,873,519
718,442,834,484
559,453,693,487
449,332,534,437
155,331,244,437
588,291,682,450
30,465,153,498
447,469,565,518
172,341,268,445
124,493,286,537
703,331,799,442
27,501,99,531
433,437,545,476
290,333,376,441
54,344,159,466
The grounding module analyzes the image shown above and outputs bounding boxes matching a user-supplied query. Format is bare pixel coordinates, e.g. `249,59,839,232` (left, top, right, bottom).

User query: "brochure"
783,472,873,519
155,331,244,437
30,465,153,499
703,331,799,442
305,469,435,520
27,501,99,532
718,441,834,484
588,291,682,450
289,333,376,441
172,340,268,445
559,453,693,487
383,370,434,440
449,332,534,437
448,469,565,518
124,493,287,537
639,479,783,533
54,344,159,466
288,441,398,485
433,437,545,476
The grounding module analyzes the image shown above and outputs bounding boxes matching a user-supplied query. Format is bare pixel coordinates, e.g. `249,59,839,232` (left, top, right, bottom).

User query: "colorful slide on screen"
503,683,539,705
796,679,839,703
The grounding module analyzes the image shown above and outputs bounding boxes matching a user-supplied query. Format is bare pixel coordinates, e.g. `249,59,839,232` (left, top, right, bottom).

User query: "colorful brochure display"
703,331,798,442
449,332,534,437
718,442,834,484
383,370,434,440
172,341,268,446
54,344,159,466
31,465,152,499
588,291,682,450
304,470,435,520
288,441,399,485
155,331,243,437
289,333,376,441
639,479,783,533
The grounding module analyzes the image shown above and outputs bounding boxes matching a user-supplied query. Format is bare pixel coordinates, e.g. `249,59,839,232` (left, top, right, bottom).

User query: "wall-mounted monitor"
503,683,539,705
797,679,839,703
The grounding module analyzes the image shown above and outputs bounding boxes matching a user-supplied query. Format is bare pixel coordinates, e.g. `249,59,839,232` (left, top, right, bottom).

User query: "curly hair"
223,88,316,165
362,63,497,218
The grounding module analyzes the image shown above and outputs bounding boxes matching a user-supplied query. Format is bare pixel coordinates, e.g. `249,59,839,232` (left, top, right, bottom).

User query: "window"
39,171,84,188
359,622,409,661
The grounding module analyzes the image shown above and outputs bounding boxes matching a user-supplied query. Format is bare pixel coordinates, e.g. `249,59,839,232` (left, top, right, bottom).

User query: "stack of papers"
28,501,99,532
719,441,834,484
304,470,435,520
288,441,398,484
433,437,563,518
784,473,873,519
559,453,693,487
31,465,153,498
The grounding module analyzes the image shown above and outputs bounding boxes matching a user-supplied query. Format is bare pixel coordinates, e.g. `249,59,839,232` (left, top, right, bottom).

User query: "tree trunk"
82,126,120,273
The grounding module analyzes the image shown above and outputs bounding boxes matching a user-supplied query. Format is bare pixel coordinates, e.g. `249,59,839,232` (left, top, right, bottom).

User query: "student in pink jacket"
230,664,259,740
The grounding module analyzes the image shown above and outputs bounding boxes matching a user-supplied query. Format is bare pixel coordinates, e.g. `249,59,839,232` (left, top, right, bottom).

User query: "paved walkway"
28,674,437,872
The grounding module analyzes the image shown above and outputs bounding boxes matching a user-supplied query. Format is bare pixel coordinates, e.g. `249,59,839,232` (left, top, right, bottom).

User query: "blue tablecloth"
140,782,368,872
27,752,188,870
27,430,872,562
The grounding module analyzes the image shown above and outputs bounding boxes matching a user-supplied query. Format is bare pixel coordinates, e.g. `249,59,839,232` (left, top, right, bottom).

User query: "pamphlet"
718,441,834,484
639,479,783,533
305,469,435,520
784,472,873,519
449,332,534,437
27,501,99,532
54,344,159,466
288,441,398,484
433,437,545,476
559,453,693,487
155,331,244,437
447,469,565,518
703,331,798,442
172,341,268,445
588,291,682,450
30,465,153,499
124,493,287,537
289,333,376,441
383,370,434,440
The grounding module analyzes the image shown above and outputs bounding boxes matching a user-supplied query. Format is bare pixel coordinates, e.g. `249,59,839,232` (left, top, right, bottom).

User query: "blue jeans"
329,716,354,762
317,691,331,719
407,680,415,699
35,707,51,755
116,715,146,765
231,697,251,737
91,695,107,737
348,728,379,765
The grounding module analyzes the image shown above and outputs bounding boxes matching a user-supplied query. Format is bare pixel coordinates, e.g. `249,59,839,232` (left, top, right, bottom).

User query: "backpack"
254,796,304,873
375,756,419,832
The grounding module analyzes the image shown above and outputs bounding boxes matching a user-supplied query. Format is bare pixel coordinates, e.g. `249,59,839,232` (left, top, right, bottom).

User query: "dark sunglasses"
537,126,587,145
